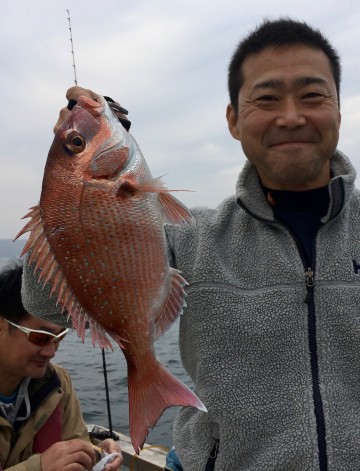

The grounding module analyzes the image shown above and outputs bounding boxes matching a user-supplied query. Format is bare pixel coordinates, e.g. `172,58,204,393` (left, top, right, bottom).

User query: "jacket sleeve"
4,454,41,471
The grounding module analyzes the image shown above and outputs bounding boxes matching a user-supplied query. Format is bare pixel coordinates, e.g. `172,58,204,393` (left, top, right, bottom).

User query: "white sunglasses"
5,319,69,346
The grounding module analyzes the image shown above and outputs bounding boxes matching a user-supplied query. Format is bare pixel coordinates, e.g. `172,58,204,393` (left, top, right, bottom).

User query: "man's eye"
257,95,277,101
303,92,324,100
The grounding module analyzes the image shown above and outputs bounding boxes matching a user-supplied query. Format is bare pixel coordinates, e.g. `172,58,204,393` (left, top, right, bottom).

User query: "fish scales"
16,95,206,452
42,184,167,330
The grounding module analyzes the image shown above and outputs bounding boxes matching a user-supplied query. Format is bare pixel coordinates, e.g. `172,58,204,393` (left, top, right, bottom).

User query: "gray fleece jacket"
166,151,360,471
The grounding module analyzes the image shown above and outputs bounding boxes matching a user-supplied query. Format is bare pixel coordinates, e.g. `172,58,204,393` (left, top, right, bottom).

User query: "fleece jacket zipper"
305,266,328,471
277,222,328,470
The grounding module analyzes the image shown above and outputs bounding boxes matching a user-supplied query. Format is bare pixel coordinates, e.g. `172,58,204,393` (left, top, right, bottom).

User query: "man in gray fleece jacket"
21,17,359,471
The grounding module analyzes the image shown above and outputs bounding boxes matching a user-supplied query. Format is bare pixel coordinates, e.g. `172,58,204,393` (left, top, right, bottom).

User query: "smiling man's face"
226,44,341,190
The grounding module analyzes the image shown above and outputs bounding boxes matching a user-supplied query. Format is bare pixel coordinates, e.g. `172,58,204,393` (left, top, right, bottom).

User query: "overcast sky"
1,0,359,239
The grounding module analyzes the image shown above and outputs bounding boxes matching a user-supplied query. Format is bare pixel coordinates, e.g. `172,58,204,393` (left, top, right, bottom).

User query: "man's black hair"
0,260,28,323
228,17,341,111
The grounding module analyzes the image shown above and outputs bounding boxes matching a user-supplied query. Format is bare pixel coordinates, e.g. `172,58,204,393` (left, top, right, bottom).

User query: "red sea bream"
16,95,206,452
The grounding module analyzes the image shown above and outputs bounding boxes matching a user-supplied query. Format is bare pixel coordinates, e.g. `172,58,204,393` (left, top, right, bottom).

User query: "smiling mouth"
270,141,313,148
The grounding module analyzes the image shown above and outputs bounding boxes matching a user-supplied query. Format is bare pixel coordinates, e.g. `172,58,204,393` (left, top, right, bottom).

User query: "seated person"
0,260,123,470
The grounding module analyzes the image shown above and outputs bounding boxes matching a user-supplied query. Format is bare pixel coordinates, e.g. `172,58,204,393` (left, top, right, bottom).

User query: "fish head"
44,95,131,185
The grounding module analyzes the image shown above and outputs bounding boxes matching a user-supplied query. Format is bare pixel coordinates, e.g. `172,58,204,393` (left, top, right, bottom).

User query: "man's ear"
226,104,241,141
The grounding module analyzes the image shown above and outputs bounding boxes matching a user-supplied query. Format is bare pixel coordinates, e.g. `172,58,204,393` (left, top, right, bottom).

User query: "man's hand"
99,438,123,470
53,86,99,133
40,438,123,470
53,86,130,133
40,438,97,470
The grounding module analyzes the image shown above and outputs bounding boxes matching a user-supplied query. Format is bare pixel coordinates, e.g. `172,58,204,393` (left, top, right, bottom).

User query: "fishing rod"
66,9,78,86
65,10,118,441
101,349,118,440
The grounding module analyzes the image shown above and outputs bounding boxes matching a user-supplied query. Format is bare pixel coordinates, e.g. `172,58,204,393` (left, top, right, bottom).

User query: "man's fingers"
54,87,131,134
66,86,100,102
40,439,97,470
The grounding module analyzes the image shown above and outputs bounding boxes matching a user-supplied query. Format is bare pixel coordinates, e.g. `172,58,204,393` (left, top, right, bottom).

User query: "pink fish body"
16,95,206,452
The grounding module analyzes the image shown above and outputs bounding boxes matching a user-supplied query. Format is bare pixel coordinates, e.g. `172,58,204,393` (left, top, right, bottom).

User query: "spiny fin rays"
154,267,188,340
14,204,124,349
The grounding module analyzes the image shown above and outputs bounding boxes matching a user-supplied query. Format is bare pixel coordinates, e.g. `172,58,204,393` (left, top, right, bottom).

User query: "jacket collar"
236,150,356,223
12,364,60,432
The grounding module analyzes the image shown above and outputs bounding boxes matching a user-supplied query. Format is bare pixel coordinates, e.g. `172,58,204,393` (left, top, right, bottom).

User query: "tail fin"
128,360,207,453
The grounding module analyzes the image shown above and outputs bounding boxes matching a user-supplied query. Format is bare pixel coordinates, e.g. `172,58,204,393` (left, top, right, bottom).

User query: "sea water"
0,241,193,449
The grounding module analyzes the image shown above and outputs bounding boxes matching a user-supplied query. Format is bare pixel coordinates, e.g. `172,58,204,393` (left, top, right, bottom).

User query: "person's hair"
228,17,341,112
0,259,28,323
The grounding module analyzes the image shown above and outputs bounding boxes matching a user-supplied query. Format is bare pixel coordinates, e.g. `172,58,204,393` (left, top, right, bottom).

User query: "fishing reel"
89,424,120,442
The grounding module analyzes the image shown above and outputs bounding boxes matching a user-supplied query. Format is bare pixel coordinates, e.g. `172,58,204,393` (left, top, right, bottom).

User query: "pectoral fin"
116,176,194,225
158,192,195,225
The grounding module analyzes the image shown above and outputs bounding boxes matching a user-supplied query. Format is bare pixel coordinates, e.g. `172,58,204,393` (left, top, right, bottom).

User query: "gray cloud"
1,0,359,238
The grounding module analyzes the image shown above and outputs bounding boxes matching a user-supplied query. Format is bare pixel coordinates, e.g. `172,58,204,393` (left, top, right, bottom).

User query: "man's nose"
39,341,58,357
275,97,306,128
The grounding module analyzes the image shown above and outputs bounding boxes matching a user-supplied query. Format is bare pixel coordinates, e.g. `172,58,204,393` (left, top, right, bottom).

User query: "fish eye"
64,131,86,155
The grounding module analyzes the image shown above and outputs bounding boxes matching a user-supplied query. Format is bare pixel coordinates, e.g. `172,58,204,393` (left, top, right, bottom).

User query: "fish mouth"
68,95,130,180
67,96,104,128
59,97,103,143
